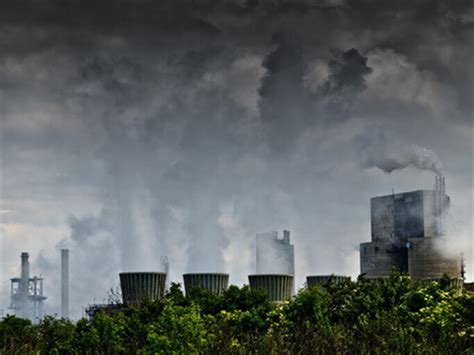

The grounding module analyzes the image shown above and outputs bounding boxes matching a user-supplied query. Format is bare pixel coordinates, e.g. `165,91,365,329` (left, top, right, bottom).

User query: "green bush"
0,274,472,354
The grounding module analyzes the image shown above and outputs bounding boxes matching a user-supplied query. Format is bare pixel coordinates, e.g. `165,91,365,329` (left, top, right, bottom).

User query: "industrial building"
360,176,462,281
9,252,47,323
256,230,294,275
161,256,170,291
256,230,295,294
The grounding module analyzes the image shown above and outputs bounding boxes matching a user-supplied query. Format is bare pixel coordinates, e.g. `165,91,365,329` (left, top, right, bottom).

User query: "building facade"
360,177,461,280
256,230,295,276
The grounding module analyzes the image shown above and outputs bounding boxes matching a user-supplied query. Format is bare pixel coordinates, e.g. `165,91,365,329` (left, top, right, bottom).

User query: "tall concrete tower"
256,230,295,293
19,252,30,318
61,249,69,319
161,256,170,291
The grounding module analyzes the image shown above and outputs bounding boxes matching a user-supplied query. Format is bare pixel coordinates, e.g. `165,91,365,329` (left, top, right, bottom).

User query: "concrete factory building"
360,176,462,280
256,230,294,276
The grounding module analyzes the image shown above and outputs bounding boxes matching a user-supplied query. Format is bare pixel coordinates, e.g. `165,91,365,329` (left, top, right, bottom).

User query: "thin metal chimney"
61,249,69,319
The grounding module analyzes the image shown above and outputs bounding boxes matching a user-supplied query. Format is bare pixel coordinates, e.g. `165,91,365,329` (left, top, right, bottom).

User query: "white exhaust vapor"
362,137,443,177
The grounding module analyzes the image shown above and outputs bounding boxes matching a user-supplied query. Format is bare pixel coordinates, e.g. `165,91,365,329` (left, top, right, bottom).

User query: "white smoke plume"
359,132,444,177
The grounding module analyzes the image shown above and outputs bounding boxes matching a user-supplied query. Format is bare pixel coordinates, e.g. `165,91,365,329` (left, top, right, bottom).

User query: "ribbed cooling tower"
248,274,293,303
306,275,350,288
407,238,461,280
183,273,229,295
119,272,166,305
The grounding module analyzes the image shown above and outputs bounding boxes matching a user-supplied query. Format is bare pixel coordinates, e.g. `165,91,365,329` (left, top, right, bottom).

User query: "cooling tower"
407,238,462,280
183,273,229,295
119,272,166,305
306,275,350,288
248,274,293,303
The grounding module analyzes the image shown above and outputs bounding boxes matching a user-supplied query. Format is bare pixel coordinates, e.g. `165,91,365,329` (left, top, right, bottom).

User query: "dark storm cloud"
322,49,372,95
316,48,373,117
1,0,472,318
259,33,310,152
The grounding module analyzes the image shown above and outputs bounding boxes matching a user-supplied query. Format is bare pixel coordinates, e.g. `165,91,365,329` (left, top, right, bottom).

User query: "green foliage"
0,315,35,353
1,275,473,354
35,316,75,353
145,301,208,353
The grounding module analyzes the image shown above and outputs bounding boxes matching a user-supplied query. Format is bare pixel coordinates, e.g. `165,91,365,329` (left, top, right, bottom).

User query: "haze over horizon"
0,0,472,319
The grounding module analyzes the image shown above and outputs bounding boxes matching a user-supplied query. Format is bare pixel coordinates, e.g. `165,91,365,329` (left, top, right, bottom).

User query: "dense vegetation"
1,275,473,354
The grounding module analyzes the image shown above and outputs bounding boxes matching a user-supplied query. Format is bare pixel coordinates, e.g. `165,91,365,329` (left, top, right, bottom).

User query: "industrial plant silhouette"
9,177,466,322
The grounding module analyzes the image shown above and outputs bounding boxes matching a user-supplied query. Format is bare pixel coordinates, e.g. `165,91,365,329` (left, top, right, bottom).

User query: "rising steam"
360,133,444,176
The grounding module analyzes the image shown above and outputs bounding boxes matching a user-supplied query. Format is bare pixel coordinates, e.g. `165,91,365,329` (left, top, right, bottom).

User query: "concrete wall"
360,241,407,277
393,191,424,242
422,190,449,237
407,238,461,280
370,190,449,244
371,195,395,242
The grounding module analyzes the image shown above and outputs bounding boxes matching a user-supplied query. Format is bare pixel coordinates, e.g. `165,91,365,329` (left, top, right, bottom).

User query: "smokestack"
17,252,30,319
61,249,69,319
20,252,30,297
21,252,30,285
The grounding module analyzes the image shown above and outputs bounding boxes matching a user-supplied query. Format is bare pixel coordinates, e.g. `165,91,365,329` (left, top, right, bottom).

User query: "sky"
0,0,472,319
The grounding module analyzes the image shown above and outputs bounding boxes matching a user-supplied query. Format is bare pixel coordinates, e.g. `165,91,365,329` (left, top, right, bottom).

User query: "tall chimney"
20,252,30,313
61,249,69,319
20,252,30,286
